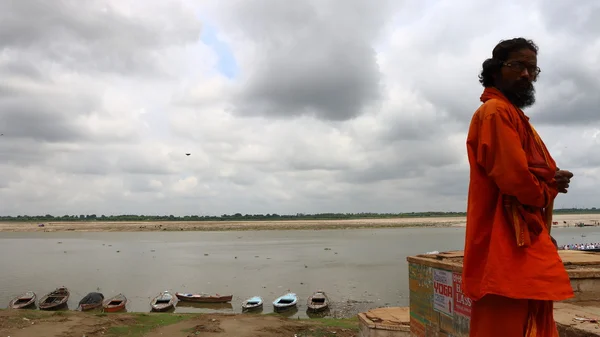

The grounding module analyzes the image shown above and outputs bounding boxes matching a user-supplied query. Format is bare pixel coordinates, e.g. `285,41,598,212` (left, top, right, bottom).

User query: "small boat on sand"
273,292,297,311
9,291,36,309
175,292,233,303
103,294,127,312
78,292,104,311
241,296,263,311
307,291,329,312
39,287,70,310
151,291,175,312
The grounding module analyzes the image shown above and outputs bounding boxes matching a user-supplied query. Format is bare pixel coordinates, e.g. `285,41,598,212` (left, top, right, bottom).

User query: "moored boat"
102,293,127,312
273,292,297,311
175,292,233,303
9,291,36,309
39,287,70,310
307,291,329,312
78,292,104,311
151,291,175,312
241,296,263,311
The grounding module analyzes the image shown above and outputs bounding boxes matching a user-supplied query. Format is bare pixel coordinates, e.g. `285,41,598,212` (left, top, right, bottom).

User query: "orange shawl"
485,92,558,247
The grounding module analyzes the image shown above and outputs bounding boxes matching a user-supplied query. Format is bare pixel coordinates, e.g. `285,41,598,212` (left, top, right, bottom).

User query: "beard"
502,80,536,109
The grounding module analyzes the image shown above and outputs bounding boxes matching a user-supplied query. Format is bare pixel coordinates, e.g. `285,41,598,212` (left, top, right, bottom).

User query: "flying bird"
185,153,191,156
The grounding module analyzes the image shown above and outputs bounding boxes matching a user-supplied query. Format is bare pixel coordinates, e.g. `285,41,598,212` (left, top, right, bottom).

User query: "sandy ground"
0,214,599,232
0,217,463,232
0,310,356,337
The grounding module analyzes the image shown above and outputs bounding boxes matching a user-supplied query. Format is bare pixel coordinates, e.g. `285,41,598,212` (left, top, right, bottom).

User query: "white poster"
433,269,453,316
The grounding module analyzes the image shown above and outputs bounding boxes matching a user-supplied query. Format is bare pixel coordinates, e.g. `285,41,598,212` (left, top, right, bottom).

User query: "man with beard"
463,38,575,336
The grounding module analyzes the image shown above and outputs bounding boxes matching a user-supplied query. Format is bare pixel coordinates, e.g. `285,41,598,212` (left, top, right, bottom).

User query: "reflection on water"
176,301,234,311
242,307,264,314
273,306,299,318
306,308,330,319
0,227,597,318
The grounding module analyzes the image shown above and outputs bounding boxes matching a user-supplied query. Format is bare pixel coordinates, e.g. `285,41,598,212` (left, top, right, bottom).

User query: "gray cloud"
0,0,201,75
1,0,600,216
221,0,395,121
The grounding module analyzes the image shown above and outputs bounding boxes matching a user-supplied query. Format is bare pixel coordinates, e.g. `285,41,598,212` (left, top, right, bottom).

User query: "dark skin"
495,48,574,249
495,48,539,97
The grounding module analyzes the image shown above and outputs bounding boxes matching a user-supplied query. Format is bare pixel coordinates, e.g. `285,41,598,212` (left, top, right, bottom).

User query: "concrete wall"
567,278,600,302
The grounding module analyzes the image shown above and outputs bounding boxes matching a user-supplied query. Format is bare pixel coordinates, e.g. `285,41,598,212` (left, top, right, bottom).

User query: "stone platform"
357,305,600,337
358,307,410,337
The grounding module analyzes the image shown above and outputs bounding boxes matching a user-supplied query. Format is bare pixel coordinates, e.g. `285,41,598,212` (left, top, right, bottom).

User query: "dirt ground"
0,310,357,337
145,314,355,337
1,214,598,232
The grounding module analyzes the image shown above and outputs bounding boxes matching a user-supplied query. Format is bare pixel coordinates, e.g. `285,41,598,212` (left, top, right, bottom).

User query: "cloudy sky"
1,0,599,216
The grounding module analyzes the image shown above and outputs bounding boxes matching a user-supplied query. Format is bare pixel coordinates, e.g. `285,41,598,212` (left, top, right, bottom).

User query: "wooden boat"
9,291,36,309
272,292,297,311
307,291,329,312
175,292,233,303
151,291,175,312
39,287,69,310
102,294,127,312
241,296,263,311
78,292,104,311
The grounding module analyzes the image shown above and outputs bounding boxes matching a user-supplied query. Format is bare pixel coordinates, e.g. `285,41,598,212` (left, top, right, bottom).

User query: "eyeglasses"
503,61,541,77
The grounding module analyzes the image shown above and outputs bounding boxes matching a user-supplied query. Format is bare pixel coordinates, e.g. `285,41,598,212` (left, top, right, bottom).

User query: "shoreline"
0,309,358,337
0,218,461,232
1,213,599,232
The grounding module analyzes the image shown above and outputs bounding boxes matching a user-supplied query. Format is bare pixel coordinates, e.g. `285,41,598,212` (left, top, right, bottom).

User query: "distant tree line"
0,208,599,222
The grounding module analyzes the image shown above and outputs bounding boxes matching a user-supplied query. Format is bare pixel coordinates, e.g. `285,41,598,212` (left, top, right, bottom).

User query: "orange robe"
463,87,574,336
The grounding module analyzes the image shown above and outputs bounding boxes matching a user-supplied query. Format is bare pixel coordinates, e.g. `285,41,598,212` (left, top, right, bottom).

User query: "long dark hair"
479,38,539,87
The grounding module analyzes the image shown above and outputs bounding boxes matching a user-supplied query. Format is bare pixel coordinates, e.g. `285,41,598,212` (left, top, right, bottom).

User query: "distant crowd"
560,243,599,250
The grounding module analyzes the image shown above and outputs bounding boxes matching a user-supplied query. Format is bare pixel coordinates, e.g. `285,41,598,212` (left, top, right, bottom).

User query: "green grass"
180,326,195,333
311,317,358,330
297,327,344,337
20,310,47,320
108,313,190,337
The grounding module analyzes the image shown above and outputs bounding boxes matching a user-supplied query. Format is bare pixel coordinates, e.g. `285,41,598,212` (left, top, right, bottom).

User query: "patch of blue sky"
200,21,238,79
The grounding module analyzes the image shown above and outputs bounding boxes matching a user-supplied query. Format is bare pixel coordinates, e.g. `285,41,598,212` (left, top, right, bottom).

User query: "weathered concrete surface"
555,302,600,337
567,278,600,303
358,307,410,337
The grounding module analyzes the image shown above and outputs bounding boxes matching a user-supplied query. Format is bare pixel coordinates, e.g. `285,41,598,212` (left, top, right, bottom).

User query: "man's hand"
555,169,573,193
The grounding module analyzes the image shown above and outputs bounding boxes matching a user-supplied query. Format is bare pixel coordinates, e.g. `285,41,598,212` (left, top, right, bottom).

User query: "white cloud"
1,0,599,215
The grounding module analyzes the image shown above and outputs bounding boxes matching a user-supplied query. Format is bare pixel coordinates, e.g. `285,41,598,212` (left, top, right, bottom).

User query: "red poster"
453,273,472,317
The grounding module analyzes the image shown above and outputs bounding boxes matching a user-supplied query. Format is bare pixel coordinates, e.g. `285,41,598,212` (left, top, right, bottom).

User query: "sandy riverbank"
0,214,599,232
0,309,357,337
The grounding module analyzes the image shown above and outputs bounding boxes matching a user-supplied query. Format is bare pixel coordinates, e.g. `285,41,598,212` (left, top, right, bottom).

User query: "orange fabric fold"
462,87,573,302
470,294,558,337
480,89,557,247
525,300,559,337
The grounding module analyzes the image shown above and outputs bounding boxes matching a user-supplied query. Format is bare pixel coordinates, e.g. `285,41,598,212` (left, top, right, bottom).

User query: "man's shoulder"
477,98,512,116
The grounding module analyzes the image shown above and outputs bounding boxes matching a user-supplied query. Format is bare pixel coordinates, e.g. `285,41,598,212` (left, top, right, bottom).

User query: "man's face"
495,48,539,109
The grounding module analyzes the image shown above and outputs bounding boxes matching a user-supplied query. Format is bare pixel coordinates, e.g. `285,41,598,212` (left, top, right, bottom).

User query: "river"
0,227,598,317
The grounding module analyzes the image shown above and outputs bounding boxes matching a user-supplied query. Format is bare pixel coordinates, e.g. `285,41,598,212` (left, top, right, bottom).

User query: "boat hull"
151,292,176,312
242,303,263,311
273,293,298,311
79,292,104,311
9,292,36,309
39,288,70,310
103,294,127,313
80,302,103,311
151,303,174,312
307,291,330,312
175,292,233,303
242,296,263,311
